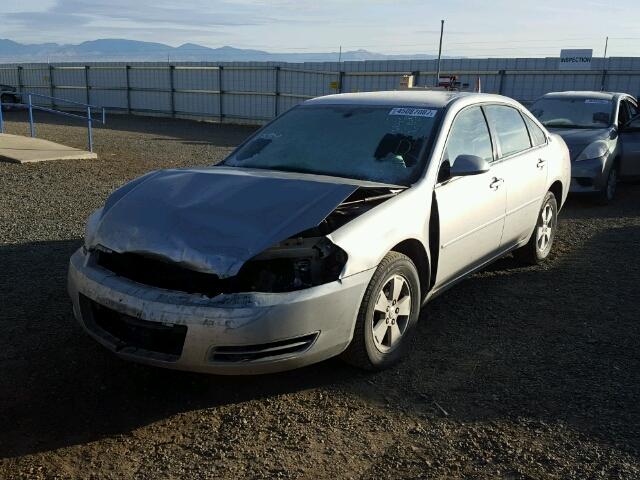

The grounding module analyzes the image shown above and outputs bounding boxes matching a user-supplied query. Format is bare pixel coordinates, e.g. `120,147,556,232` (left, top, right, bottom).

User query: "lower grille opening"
209,333,318,363
80,294,187,360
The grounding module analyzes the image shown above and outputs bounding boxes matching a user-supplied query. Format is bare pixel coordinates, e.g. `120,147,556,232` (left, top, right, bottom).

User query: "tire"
341,251,421,371
513,191,558,266
597,164,618,205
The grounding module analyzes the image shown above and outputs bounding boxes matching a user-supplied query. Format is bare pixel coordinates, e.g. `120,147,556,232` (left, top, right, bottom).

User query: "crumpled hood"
87,167,359,277
548,127,613,161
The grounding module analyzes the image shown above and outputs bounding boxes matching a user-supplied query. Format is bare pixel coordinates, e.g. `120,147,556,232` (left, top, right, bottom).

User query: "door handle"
490,177,504,190
537,158,546,169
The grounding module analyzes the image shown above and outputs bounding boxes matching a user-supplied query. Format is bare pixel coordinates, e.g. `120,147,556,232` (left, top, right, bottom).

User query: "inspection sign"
559,49,593,70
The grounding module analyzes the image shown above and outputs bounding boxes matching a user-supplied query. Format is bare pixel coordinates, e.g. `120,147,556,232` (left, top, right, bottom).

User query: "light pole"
435,20,445,87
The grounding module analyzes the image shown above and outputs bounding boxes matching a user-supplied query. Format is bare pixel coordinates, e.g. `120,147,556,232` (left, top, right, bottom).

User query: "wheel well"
613,155,621,168
391,239,430,299
549,180,563,205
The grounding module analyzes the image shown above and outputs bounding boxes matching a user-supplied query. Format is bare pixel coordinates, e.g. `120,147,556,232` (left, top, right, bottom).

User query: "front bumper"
68,249,374,374
569,156,610,193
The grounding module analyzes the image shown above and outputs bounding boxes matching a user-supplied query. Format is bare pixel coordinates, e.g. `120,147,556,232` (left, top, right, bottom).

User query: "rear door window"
484,105,532,158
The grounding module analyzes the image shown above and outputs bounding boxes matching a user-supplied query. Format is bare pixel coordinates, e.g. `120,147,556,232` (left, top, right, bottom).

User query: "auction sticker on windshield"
389,107,437,117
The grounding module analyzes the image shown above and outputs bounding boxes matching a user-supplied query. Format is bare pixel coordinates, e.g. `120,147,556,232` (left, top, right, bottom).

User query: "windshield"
530,97,613,129
223,104,441,186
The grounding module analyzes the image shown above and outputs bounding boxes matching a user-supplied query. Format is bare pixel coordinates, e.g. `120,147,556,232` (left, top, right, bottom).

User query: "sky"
3,0,640,57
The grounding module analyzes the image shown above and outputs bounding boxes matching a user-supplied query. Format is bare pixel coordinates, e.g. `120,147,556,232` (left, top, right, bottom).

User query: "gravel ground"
1,111,640,479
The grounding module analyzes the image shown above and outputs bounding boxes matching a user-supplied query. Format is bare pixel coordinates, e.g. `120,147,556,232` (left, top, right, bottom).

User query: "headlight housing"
575,140,610,162
235,237,348,292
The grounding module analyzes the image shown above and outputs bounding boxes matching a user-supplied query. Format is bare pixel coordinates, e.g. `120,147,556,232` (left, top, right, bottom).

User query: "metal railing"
0,91,106,152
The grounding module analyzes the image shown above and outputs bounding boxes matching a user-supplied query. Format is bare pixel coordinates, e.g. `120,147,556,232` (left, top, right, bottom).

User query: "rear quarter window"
523,114,547,147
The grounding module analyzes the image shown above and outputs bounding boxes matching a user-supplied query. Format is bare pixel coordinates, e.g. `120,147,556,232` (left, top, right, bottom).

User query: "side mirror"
450,155,490,177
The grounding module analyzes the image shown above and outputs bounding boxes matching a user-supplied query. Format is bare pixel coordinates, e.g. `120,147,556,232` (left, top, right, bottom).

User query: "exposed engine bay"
298,186,404,237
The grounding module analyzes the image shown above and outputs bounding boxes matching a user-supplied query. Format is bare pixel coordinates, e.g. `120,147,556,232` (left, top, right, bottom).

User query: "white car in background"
68,91,570,374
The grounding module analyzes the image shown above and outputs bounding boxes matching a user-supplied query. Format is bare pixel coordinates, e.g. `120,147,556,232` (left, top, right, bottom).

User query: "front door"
434,106,507,287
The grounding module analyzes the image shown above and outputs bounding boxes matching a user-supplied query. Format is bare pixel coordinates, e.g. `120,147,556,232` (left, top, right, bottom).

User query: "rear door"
619,99,640,177
434,105,507,287
483,105,547,248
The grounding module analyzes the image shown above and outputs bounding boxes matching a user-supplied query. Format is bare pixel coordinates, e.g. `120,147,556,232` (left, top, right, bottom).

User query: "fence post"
169,65,176,117
28,94,35,138
87,106,93,152
218,66,224,122
498,69,506,95
125,65,132,114
48,64,56,110
17,66,24,97
84,65,91,105
0,95,4,134
274,66,280,118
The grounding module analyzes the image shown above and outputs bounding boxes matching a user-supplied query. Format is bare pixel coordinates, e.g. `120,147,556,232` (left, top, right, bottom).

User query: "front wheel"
513,191,558,265
597,165,618,205
341,251,421,371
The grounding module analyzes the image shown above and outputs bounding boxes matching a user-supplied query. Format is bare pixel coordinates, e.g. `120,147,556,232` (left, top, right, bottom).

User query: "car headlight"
575,141,610,162
84,207,104,250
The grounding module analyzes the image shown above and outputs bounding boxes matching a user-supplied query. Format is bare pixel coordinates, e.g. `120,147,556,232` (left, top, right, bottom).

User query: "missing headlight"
236,237,347,292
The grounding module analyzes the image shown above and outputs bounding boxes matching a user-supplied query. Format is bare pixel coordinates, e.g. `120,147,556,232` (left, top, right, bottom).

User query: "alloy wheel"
536,202,555,253
371,274,412,353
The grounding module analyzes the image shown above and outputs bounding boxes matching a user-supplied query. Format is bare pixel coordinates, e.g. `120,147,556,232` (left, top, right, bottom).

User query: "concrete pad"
0,133,97,164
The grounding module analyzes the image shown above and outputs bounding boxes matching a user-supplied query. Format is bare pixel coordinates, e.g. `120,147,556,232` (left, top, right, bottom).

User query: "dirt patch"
1,112,639,479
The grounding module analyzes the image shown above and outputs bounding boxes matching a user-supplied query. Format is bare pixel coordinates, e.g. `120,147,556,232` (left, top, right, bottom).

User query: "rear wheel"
513,191,558,265
342,251,421,370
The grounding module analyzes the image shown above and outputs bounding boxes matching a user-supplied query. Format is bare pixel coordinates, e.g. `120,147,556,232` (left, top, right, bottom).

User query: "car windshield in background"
223,105,441,186
530,98,613,129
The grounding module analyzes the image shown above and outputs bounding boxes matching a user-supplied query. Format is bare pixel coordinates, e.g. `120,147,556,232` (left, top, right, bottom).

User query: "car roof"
539,91,632,102
303,90,516,109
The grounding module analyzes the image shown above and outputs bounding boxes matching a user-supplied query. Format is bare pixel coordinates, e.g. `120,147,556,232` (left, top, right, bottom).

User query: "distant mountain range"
0,38,446,63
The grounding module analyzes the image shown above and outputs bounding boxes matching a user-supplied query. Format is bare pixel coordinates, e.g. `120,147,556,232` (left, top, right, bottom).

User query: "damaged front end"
70,169,406,374
93,235,348,297
85,167,403,297
91,185,403,297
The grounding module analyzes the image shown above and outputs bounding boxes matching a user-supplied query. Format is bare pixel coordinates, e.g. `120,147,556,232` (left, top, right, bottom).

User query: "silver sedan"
68,91,570,374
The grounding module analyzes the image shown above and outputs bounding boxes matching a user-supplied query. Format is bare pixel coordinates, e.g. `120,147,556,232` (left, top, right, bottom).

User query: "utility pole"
435,19,444,86
603,36,609,58
338,45,342,63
